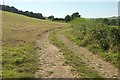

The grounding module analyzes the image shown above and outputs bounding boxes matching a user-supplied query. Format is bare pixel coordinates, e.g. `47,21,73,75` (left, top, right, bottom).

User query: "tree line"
1,4,119,26
0,4,45,19
0,4,81,22
48,12,81,22
65,12,81,22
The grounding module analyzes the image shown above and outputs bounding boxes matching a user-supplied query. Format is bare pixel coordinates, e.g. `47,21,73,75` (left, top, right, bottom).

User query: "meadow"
1,11,66,78
1,10,119,78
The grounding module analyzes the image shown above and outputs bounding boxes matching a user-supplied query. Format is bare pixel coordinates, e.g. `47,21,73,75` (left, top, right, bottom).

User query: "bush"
65,18,119,67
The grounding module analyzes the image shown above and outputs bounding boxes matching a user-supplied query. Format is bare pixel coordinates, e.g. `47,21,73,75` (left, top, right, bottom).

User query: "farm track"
35,27,118,78
35,29,74,78
57,29,118,78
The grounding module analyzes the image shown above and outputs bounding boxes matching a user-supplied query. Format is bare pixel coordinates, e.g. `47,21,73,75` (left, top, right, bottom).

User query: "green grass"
49,29,102,78
2,43,37,78
2,11,68,78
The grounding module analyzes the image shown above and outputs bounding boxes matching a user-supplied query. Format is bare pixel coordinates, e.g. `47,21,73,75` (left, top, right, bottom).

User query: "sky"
0,0,119,18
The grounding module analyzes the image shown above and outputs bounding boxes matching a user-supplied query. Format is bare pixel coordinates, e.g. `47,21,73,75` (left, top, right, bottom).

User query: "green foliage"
71,12,81,20
70,18,120,52
64,12,81,22
91,25,120,52
64,18,119,68
1,4,45,19
64,15,71,22
48,15,54,21
96,18,118,26
53,18,65,22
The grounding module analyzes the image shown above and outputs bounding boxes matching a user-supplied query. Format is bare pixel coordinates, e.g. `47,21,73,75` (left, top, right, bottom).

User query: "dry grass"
1,11,68,78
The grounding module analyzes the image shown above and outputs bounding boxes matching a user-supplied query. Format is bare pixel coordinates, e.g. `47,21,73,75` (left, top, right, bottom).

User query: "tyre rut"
57,30,118,78
35,29,74,78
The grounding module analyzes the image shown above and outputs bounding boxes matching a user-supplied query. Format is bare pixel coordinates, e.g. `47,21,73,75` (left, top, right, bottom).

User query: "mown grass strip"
49,29,102,78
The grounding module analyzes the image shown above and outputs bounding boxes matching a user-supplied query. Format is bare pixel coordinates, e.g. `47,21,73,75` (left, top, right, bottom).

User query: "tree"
48,15,54,21
103,18,109,25
71,12,81,19
11,6,18,13
53,18,64,21
24,11,29,16
1,5,45,20
18,10,24,14
109,19,117,25
64,15,71,22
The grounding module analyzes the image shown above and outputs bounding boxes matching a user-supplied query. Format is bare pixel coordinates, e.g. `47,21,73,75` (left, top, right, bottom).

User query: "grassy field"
49,29,101,78
1,11,67,78
1,10,119,78
63,18,119,68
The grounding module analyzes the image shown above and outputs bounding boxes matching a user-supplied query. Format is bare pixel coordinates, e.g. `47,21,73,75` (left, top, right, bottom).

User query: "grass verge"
49,29,102,78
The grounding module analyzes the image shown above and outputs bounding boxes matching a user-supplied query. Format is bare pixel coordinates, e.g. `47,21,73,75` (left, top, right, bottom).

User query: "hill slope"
2,11,69,78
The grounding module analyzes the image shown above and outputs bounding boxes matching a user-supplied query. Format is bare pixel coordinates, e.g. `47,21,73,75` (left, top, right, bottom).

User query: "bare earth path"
35,30,74,78
57,30,118,78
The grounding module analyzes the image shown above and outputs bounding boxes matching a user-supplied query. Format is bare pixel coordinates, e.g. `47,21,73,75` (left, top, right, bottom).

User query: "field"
1,11,67,78
1,11,119,78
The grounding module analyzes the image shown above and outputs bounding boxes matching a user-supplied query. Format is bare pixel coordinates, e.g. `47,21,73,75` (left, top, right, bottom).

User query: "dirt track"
35,28,118,78
35,30,74,78
57,30,118,78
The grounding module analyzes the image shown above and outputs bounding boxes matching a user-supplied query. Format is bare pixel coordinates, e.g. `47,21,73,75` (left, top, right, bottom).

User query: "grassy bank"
63,18,119,68
49,29,101,78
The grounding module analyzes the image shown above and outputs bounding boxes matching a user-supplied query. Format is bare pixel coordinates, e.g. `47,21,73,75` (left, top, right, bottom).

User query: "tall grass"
63,18,119,68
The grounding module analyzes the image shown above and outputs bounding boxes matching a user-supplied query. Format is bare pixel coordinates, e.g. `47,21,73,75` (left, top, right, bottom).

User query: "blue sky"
0,0,119,18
